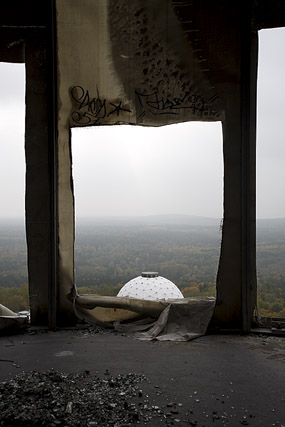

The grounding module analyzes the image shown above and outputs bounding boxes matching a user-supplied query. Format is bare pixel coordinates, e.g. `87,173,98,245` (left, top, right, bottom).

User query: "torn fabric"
72,291,216,342
115,298,216,342
0,303,29,332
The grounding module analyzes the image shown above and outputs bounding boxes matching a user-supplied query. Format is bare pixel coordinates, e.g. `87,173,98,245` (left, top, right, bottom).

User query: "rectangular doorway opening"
257,28,285,321
71,122,223,300
0,62,28,314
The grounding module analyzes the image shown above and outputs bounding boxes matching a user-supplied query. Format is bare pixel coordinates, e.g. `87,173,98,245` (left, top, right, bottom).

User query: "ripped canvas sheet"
73,293,216,342
0,303,29,332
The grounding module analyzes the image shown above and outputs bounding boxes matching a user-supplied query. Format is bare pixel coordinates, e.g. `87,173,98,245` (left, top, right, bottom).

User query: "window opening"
71,122,223,300
0,62,28,313
257,28,285,320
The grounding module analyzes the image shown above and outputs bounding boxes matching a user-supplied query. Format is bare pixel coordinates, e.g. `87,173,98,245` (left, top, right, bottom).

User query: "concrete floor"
0,329,284,426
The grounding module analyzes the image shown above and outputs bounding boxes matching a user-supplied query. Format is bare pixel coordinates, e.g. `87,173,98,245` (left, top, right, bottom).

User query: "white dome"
117,272,184,301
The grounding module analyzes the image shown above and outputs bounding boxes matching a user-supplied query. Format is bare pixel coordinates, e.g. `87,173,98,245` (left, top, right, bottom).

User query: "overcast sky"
0,28,284,220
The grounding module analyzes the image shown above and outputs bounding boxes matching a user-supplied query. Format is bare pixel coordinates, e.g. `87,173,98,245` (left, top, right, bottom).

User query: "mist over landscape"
1,215,284,317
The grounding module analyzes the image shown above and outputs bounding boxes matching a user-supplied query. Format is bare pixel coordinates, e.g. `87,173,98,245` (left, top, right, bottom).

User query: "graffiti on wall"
70,86,219,126
70,86,132,125
135,90,219,120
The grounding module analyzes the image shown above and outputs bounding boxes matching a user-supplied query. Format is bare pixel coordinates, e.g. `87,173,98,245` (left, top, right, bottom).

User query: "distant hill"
76,214,222,227
256,218,285,242
1,215,284,316
257,218,285,228
1,216,285,289
1,215,285,228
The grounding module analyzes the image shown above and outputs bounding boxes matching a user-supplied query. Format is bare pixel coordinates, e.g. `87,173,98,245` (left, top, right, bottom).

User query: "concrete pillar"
25,34,51,325
213,10,258,331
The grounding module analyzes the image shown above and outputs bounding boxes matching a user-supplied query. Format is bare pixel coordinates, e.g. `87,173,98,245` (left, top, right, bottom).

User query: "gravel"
0,370,170,426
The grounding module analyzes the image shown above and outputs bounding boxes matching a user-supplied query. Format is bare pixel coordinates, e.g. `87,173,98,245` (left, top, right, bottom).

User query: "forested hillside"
74,219,221,289
0,217,284,317
0,220,27,287
256,218,285,317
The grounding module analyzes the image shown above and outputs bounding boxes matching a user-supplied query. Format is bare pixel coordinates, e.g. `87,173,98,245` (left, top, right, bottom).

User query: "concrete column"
25,34,51,325
214,112,243,329
213,18,258,331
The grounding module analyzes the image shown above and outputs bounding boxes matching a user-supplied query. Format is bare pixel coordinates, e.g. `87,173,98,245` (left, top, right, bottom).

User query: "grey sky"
71,122,223,218
0,28,284,219
257,28,285,218
0,62,25,219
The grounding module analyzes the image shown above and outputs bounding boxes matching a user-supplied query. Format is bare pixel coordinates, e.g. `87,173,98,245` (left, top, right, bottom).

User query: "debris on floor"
0,370,167,426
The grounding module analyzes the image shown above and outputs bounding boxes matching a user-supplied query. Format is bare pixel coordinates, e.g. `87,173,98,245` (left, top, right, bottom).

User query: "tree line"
0,220,284,317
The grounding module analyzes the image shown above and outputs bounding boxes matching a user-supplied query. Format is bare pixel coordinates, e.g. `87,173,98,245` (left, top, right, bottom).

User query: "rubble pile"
0,370,166,426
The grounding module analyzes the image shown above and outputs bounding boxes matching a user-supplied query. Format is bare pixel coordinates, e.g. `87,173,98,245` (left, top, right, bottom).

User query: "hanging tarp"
72,293,216,342
56,0,222,129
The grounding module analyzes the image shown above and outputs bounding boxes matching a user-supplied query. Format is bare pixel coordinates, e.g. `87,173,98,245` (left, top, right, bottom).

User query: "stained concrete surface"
0,329,284,426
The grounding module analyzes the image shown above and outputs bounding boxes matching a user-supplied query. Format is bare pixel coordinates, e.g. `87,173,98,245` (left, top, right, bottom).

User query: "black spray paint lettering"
70,86,132,125
135,90,205,118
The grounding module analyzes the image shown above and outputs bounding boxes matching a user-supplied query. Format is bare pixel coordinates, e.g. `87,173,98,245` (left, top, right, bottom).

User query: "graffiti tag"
70,86,132,125
135,90,218,119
